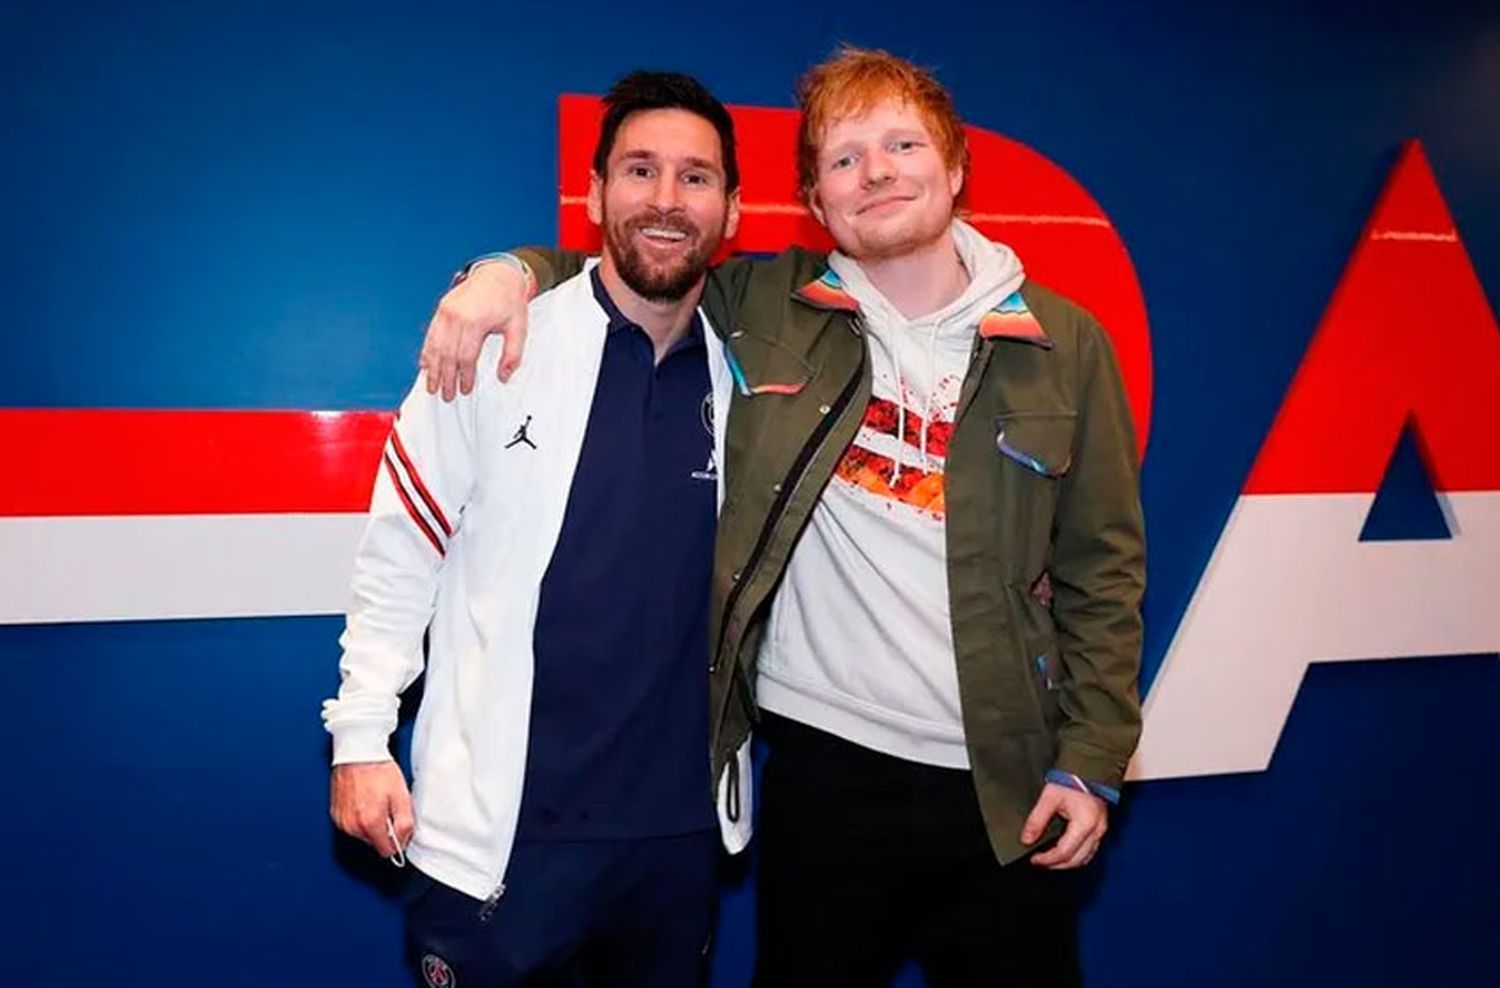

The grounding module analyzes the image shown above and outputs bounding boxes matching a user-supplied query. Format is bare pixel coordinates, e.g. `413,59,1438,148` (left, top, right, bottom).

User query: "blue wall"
3,1,1497,983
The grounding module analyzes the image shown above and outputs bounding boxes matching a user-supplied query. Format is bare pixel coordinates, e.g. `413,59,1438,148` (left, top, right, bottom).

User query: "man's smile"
856,194,916,216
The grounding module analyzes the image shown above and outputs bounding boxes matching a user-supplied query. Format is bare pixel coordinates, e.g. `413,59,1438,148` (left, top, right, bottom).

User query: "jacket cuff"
330,725,395,766
1051,740,1128,798
1045,768,1120,805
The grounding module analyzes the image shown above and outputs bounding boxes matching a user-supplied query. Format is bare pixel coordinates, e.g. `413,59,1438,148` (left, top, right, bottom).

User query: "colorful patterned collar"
978,291,1052,348
794,268,1052,348
791,267,860,313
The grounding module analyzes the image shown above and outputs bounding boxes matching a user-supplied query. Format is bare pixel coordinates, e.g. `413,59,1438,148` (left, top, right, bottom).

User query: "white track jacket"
321,264,747,905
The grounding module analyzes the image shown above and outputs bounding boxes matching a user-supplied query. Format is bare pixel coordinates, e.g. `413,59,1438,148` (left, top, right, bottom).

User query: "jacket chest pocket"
995,410,1076,478
993,410,1076,575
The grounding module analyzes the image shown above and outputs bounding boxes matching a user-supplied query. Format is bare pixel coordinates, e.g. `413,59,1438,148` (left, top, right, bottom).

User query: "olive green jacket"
517,246,1145,863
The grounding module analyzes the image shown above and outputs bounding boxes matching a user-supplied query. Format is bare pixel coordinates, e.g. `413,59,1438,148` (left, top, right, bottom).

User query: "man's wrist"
1045,769,1120,805
452,251,537,299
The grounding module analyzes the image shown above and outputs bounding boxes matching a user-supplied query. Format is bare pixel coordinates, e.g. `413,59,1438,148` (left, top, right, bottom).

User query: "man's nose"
650,174,683,209
861,149,895,187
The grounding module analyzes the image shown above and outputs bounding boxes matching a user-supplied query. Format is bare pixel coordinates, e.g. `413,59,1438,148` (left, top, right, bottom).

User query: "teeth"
641,227,688,241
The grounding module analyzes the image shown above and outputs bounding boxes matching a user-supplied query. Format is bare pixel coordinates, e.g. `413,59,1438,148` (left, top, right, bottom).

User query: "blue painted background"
3,1,1497,984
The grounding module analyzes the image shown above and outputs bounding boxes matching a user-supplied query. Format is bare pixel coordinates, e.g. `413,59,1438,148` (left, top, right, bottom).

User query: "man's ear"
724,189,742,240
949,165,965,202
807,188,826,227
587,172,604,226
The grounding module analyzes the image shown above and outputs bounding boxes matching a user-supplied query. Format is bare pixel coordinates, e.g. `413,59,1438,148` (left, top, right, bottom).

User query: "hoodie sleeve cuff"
330,725,396,766
1045,768,1121,805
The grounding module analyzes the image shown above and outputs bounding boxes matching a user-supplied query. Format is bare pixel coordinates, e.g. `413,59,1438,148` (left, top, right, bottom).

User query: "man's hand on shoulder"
330,760,414,859
1022,781,1108,870
420,258,532,401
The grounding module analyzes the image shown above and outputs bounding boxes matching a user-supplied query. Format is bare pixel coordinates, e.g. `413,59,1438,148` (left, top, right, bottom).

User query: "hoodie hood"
826,219,1026,337
823,220,1027,482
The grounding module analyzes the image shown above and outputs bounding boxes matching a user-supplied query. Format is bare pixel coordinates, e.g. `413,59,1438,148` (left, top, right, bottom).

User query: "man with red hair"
422,47,1143,986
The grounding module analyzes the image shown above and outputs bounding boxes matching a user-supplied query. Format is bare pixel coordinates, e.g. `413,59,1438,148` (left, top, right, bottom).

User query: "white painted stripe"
1370,230,1458,242
1129,491,1500,781
0,514,367,625
558,194,811,217
964,212,1112,228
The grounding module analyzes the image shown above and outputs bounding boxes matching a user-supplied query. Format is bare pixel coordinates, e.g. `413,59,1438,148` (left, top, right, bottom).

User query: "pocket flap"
996,411,1076,478
724,328,815,397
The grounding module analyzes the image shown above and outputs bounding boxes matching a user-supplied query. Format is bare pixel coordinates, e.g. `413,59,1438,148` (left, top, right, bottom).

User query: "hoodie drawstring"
921,323,939,469
890,338,905,486
888,322,943,483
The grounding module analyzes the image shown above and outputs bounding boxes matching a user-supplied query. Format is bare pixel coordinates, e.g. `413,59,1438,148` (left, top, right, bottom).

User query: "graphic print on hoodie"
758,220,1027,769
835,378,958,518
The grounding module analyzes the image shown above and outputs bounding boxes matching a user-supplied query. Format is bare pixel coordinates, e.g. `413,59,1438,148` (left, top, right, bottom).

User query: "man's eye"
829,155,855,171
683,172,710,186
627,164,655,179
892,140,918,152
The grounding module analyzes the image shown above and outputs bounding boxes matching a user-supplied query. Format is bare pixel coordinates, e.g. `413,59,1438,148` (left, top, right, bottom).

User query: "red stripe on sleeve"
388,426,454,537
383,454,445,557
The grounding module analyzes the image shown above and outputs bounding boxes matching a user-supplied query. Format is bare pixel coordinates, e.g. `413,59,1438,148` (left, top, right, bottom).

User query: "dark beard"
605,209,721,303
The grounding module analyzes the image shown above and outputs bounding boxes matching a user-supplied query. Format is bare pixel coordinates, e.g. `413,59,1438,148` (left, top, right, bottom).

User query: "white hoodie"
757,220,1026,767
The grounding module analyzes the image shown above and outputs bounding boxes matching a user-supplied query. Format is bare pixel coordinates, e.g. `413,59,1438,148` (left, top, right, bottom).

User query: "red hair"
795,46,970,204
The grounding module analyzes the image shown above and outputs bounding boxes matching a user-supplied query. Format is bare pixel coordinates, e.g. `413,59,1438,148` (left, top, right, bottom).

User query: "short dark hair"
592,70,740,192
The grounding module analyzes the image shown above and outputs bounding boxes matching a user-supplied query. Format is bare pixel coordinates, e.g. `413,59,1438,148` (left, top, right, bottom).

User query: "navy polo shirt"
516,269,718,841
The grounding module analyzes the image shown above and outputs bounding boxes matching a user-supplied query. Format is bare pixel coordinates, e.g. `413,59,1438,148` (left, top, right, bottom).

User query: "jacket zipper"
477,882,506,921
712,326,867,672
712,328,866,824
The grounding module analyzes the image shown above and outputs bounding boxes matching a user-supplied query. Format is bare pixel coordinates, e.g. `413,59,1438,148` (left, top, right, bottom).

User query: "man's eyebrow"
618,150,722,174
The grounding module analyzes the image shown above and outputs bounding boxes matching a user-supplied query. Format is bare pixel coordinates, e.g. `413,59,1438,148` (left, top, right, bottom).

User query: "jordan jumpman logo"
505,415,537,450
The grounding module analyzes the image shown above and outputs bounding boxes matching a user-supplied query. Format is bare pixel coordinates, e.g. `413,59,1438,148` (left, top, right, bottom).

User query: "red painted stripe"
0,409,393,516
389,426,453,537
383,454,445,557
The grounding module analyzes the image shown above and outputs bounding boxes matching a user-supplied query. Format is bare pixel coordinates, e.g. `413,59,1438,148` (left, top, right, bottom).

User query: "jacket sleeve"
511,249,591,292
320,374,480,765
498,250,810,342
1047,318,1146,792
699,256,764,334
512,249,766,339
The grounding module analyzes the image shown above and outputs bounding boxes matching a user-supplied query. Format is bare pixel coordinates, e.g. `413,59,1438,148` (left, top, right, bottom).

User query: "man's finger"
456,324,484,396
456,322,488,397
420,339,443,396
438,349,453,404
1032,813,1091,868
1020,786,1062,845
358,805,398,857
420,310,451,396
499,312,529,383
1052,830,1105,871
390,789,415,849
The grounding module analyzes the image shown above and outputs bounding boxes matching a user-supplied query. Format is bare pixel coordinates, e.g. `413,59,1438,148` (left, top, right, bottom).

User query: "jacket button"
771,481,782,494
818,404,831,415
731,570,742,583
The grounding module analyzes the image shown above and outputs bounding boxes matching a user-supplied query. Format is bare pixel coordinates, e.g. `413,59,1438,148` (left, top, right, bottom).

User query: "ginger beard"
603,203,726,304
